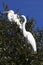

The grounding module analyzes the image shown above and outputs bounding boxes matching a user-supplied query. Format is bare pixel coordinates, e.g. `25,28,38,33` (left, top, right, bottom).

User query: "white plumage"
3,10,37,53
21,15,37,52
3,10,22,29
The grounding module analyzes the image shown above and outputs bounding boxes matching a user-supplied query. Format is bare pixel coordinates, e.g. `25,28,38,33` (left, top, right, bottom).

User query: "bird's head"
8,10,14,14
3,10,15,22
3,10,14,14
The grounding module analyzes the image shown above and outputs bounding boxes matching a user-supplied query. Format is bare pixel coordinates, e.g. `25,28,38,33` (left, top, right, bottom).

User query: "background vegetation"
0,3,43,65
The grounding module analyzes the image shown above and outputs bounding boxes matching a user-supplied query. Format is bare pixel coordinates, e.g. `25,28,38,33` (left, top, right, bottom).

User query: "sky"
0,0,43,29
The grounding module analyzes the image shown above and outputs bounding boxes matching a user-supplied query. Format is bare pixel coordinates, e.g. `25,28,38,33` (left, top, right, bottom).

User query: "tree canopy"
0,3,43,65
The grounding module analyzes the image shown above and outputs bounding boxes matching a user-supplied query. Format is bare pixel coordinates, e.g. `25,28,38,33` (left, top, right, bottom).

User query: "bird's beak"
3,11,9,14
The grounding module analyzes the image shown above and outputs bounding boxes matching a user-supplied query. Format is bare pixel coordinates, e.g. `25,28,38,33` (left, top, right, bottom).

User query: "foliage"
0,3,43,65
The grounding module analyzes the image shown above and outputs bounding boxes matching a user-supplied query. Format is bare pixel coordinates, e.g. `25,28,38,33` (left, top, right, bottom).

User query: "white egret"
3,10,37,52
21,15,37,52
3,10,22,29
3,10,14,22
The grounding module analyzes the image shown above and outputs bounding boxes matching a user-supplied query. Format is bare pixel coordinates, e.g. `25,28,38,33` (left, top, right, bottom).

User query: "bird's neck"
22,15,27,37
23,21,26,33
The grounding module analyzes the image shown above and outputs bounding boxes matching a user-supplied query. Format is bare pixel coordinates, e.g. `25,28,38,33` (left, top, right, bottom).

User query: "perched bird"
3,10,14,22
21,15,37,53
3,10,37,53
3,10,22,29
